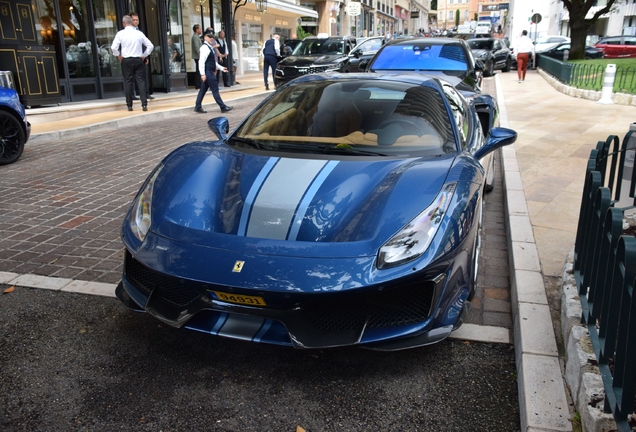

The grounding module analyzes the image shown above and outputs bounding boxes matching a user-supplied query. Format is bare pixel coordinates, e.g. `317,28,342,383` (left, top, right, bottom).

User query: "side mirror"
352,49,362,58
474,127,517,160
208,117,230,140
474,59,485,71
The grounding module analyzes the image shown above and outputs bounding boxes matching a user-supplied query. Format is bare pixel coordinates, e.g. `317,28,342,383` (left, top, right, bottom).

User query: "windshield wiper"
278,142,389,157
230,137,273,150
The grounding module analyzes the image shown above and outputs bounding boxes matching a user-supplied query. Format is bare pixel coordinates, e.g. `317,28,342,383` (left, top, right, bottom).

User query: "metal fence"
537,55,636,95
573,130,636,432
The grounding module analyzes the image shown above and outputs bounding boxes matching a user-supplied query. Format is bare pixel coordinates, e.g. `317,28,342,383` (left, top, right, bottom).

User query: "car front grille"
125,250,435,331
125,251,202,307
279,65,331,78
301,281,435,331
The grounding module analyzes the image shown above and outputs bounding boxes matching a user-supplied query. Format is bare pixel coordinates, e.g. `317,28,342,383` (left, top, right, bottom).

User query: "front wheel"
0,112,26,165
484,60,495,77
502,56,511,72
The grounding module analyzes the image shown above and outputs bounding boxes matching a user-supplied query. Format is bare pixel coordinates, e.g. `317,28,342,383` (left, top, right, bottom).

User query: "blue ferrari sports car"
116,73,516,350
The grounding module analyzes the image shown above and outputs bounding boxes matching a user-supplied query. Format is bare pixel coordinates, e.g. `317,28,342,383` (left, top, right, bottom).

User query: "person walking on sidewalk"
514,30,534,83
193,29,232,114
191,24,203,89
262,34,280,90
111,15,154,111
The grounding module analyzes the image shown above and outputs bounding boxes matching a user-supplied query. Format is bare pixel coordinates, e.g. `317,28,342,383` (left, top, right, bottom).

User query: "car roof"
385,37,467,46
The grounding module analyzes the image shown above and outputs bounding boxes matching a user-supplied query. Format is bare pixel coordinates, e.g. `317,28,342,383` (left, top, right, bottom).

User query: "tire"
0,111,26,165
485,59,495,77
502,56,511,72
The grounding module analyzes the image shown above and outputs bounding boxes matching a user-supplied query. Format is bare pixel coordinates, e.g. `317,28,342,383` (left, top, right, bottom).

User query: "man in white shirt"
111,15,154,111
262,34,280,90
193,29,232,114
514,30,535,83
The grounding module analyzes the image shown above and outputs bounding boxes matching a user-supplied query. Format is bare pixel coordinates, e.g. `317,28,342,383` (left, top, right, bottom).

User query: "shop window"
166,0,185,73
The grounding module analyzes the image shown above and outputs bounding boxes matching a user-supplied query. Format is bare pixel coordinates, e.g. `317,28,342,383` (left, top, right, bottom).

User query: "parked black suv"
466,38,511,76
275,35,357,87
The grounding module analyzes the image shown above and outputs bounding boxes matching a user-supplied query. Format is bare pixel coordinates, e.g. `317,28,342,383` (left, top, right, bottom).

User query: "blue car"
116,73,516,350
0,84,30,165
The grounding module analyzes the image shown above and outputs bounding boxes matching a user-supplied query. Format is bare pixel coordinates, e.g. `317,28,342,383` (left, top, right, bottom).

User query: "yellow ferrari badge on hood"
233,261,245,273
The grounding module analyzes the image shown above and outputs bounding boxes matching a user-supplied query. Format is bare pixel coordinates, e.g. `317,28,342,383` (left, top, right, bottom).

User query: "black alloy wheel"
0,111,26,165
502,56,511,72
485,59,495,77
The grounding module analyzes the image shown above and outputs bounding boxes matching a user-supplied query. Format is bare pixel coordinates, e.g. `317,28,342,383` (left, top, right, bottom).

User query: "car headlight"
129,164,163,242
377,183,456,269
325,64,341,72
478,53,488,59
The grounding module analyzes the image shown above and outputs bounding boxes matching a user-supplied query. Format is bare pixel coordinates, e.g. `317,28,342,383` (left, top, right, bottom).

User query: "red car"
595,36,636,58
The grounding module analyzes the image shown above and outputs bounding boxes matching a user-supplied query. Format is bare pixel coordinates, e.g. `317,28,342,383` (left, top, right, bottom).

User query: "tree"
431,0,437,10
562,0,622,60
455,9,460,27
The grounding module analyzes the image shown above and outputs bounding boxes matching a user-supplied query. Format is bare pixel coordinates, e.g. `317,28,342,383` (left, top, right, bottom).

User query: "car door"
623,36,636,58
491,39,506,69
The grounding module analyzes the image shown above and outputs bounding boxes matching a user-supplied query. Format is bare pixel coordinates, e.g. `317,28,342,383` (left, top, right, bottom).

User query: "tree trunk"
569,25,588,60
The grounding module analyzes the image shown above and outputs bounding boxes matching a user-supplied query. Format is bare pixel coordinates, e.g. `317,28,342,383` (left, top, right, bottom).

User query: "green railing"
573,131,636,432
537,55,636,95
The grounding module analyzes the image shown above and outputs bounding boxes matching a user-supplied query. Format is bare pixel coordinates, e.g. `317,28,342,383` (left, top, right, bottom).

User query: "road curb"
28,92,268,143
495,74,573,431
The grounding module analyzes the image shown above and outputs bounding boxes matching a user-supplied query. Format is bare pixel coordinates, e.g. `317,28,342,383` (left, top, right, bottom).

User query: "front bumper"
116,249,456,350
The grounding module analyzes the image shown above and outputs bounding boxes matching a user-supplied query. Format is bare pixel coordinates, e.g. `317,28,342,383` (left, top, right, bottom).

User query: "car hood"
147,142,457,257
278,54,346,67
470,49,489,57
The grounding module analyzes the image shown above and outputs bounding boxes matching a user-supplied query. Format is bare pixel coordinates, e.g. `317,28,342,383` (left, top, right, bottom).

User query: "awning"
267,0,319,19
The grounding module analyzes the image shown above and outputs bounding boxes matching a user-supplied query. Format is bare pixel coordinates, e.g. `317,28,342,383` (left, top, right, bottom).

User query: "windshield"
233,79,457,157
371,44,468,72
468,39,493,50
293,39,345,56
355,38,383,53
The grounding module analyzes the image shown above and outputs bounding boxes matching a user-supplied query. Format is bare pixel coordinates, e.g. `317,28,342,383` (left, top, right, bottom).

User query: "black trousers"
193,59,201,89
122,57,147,106
194,68,228,110
263,55,278,87
216,57,230,87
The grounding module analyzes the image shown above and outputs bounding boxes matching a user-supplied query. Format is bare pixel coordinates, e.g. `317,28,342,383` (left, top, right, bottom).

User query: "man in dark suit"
262,33,280,90
215,30,230,87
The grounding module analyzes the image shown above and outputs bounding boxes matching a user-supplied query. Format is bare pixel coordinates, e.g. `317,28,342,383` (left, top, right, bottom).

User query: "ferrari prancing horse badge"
233,261,245,273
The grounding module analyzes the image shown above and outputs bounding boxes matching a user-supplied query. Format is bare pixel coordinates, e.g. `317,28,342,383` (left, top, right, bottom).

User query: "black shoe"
221,106,233,113
127,106,133,111
147,95,155,100
142,106,148,111
265,85,269,90
194,108,207,114
235,81,241,85
132,96,139,101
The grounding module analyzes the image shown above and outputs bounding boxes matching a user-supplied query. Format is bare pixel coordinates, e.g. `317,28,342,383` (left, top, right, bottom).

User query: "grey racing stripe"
246,159,328,239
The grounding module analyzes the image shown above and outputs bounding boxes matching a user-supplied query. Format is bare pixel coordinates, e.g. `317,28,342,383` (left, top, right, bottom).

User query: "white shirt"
198,41,225,75
111,26,154,58
231,39,238,66
514,35,535,54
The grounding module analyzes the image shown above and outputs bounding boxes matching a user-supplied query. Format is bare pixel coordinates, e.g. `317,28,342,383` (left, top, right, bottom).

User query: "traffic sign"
531,13,542,24
346,2,361,16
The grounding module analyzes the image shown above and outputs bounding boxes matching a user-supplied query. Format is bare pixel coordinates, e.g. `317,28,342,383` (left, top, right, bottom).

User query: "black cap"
203,29,215,37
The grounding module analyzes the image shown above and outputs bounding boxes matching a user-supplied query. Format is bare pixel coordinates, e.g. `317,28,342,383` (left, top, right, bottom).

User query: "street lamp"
255,0,267,14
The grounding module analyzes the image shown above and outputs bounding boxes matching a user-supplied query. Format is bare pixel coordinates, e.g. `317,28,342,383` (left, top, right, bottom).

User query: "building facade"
0,0,316,104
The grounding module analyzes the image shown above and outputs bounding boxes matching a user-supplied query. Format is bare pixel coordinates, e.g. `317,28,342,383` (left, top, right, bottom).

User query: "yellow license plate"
212,291,267,307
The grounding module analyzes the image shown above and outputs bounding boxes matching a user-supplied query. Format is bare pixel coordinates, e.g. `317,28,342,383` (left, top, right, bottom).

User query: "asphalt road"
1,286,518,431
1,89,520,431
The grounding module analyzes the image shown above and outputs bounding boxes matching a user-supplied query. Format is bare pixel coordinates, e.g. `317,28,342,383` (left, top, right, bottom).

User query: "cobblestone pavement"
1,81,511,329
0,98,263,284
